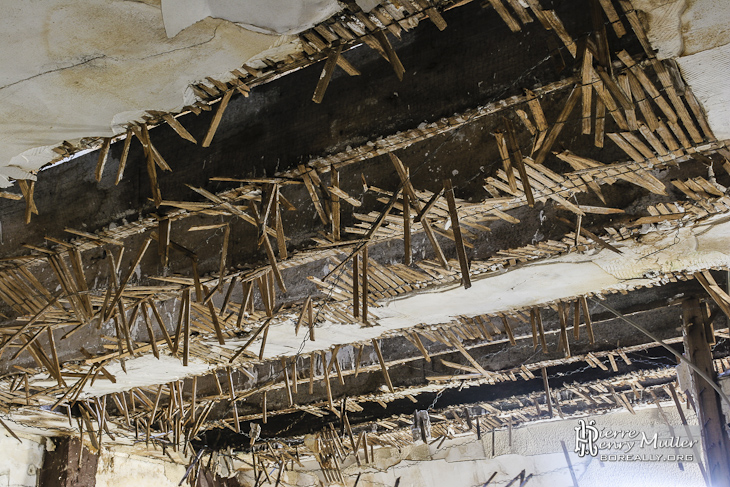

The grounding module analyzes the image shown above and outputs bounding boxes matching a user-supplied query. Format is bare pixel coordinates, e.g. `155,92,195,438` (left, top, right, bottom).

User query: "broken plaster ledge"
27,214,730,401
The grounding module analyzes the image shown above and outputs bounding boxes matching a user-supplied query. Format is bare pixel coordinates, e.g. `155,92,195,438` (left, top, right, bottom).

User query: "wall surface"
234,402,707,487
0,433,45,487
0,398,714,486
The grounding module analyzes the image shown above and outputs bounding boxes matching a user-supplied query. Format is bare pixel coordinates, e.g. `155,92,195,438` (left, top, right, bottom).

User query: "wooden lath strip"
202,89,234,147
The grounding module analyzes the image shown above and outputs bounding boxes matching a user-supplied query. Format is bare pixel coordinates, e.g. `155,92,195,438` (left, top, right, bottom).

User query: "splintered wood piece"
258,319,270,360
229,318,271,363
617,50,676,123
598,0,626,37
308,299,315,341
503,118,534,206
292,358,298,394
309,351,316,394
140,127,162,207
557,302,571,357
262,233,286,294
415,188,443,223
543,9,576,57
501,315,516,345
371,338,395,392
281,359,294,406
651,59,703,143
202,284,225,345
446,330,491,378
116,130,133,185
443,179,471,289
573,299,581,340
409,331,431,362
322,350,335,410
183,289,191,365
494,131,517,192
313,42,343,104
534,85,581,165
331,166,341,241
95,138,111,182
105,238,152,321
530,309,539,350
162,114,197,144
541,367,554,417
141,304,159,359
202,89,234,147
595,98,606,148
17,180,38,224
158,218,171,267
581,47,593,134
580,296,596,345
390,153,448,268
295,296,312,335
373,30,405,80
146,301,173,350
362,246,369,323
403,191,412,265
299,165,329,225
488,0,522,32
424,6,447,30
218,225,230,292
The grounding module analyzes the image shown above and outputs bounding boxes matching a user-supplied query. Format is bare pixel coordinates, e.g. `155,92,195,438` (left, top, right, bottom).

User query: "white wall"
0,432,45,487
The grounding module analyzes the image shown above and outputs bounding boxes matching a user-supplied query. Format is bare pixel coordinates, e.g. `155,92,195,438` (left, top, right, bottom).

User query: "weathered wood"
443,179,471,289
38,437,99,487
682,297,730,487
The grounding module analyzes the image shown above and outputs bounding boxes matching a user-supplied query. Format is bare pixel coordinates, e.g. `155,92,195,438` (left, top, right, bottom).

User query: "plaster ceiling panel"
0,0,312,187
161,0,344,37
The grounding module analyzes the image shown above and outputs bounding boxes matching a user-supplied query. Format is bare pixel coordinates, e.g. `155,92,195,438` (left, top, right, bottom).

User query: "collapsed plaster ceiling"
0,0,384,188
633,0,730,139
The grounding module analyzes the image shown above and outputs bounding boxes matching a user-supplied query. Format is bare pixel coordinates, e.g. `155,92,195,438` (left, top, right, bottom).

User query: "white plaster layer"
0,432,45,487
0,1,300,187
161,0,344,37
676,43,730,140
233,402,704,486
96,450,187,487
630,0,730,139
228,217,729,360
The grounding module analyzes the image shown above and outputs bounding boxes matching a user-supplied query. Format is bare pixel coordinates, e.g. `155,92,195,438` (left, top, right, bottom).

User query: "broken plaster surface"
0,0,312,187
230,404,703,487
37,217,730,400
631,0,730,139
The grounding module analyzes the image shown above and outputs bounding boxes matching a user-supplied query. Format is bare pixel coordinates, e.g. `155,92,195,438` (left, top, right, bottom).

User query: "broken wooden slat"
202,90,234,147
162,114,197,144
373,31,405,80
533,85,581,165
371,338,395,392
443,179,471,289
95,138,111,182
313,43,343,104
390,154,448,268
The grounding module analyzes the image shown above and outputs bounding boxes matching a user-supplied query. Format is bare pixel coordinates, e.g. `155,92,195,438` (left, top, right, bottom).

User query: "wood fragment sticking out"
17,180,38,224
95,137,111,182
443,179,471,289
202,89,234,147
371,338,394,392
162,114,197,144
403,191,412,265
362,245,369,323
313,42,343,104
373,30,405,80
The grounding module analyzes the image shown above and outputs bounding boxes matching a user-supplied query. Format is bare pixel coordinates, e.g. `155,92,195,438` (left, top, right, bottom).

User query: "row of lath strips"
0,272,715,446
44,0,439,161
4,164,724,412
301,370,681,454
18,0,711,270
